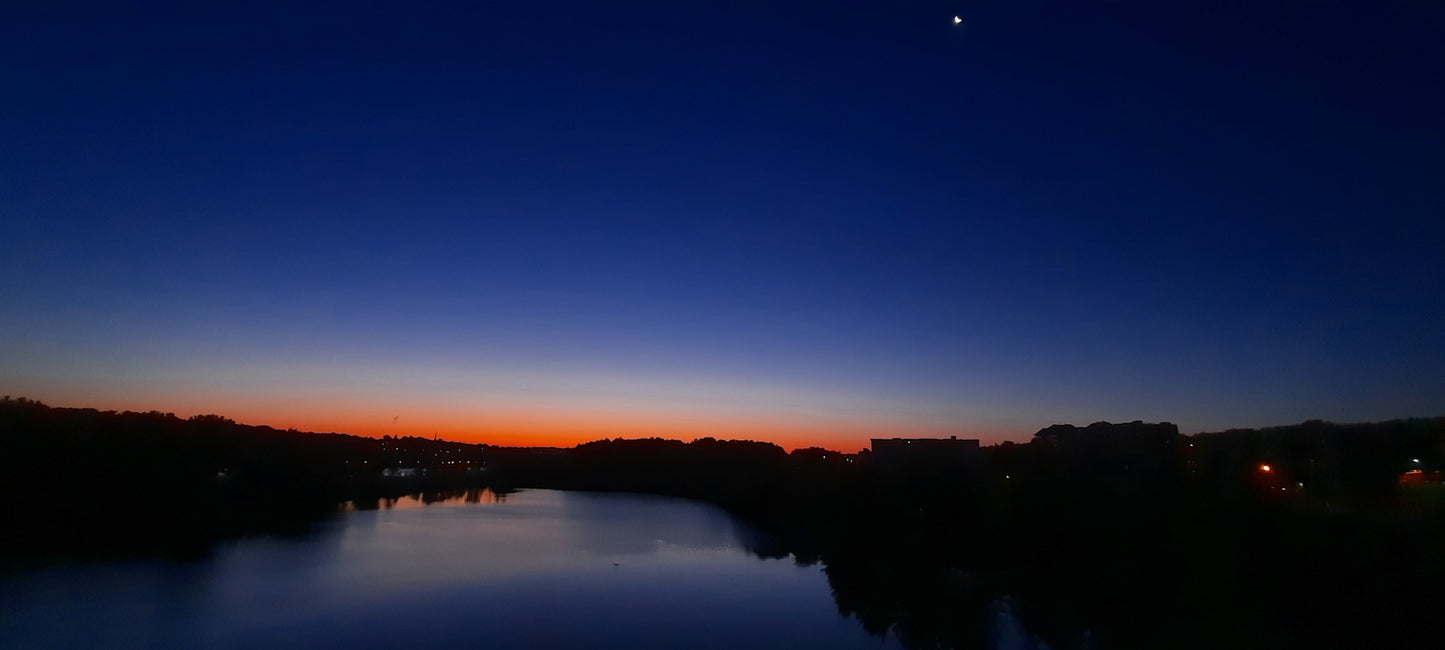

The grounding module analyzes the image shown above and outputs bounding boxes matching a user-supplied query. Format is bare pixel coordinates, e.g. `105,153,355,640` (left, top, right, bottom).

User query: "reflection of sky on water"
0,490,899,649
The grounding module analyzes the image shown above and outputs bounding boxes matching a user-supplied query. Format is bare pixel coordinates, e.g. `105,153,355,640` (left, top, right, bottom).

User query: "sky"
2,1,1442,450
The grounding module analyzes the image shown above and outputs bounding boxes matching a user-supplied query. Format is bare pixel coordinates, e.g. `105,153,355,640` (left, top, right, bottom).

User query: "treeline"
489,437,795,516
485,418,1445,649
1190,418,1444,500
4,396,1443,648
0,397,491,558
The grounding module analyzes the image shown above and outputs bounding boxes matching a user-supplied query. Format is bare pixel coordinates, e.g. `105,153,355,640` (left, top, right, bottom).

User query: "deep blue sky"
3,1,1442,448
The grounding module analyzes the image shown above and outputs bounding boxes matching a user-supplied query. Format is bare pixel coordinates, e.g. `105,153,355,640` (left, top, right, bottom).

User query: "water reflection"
991,598,1063,650
338,487,509,512
1,490,900,650
1,489,1070,649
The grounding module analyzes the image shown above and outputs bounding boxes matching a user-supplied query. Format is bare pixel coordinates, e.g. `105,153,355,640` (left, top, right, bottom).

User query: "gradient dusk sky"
3,1,1442,450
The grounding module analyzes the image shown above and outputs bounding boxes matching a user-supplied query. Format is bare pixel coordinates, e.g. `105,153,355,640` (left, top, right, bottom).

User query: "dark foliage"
3,396,1442,648
0,397,491,560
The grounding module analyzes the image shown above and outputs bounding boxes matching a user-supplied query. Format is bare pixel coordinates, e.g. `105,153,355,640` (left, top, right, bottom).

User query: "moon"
953,16,963,25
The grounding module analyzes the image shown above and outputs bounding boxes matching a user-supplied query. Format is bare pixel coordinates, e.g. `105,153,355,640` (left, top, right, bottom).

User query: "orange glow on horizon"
17,391,1019,452
284,410,996,452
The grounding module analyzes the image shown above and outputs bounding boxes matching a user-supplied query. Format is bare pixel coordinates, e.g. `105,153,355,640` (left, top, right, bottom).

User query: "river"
1,489,940,649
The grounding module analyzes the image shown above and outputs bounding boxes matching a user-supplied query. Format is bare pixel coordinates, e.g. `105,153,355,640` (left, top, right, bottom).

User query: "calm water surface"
1,490,911,649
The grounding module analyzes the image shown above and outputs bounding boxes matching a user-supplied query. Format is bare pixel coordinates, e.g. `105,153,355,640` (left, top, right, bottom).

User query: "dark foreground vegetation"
3,396,1442,649
0,396,491,559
